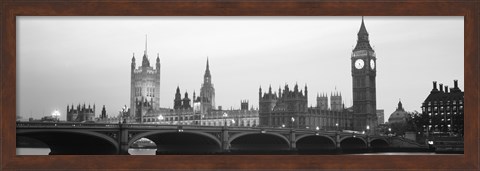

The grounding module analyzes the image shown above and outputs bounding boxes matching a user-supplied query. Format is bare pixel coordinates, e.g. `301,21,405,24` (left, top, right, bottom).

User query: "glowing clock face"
370,59,375,69
355,59,364,69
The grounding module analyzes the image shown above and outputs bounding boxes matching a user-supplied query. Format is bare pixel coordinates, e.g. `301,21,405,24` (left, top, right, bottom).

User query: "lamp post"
282,124,285,128
388,128,392,137
157,114,164,125
51,110,60,122
223,112,228,129
335,123,339,132
291,117,295,129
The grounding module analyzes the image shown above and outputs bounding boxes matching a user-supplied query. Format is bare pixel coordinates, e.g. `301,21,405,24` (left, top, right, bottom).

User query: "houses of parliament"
91,17,378,132
258,17,378,131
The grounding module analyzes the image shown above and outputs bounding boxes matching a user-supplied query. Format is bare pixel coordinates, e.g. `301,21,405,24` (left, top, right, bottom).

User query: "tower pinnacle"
354,16,373,51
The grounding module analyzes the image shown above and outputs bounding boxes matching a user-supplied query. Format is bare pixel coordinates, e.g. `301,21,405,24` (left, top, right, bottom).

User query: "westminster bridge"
17,121,424,155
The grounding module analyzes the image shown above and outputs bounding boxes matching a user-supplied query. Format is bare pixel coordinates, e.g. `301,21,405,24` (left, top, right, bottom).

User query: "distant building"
421,80,464,135
66,103,95,122
388,100,409,124
130,37,161,122
376,109,384,124
142,100,258,127
259,84,353,130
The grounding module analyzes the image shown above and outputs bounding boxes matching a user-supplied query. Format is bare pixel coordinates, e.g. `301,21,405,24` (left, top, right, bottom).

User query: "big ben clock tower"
351,17,378,131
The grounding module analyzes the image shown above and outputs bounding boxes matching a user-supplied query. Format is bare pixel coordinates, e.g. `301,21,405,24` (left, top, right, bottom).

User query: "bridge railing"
16,121,120,128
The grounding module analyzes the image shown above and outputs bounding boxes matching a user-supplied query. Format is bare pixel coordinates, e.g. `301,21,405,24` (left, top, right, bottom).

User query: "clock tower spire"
351,16,377,131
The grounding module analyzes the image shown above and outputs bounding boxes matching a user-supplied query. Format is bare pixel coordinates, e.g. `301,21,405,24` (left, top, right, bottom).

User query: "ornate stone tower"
351,17,378,131
330,91,343,111
316,93,328,110
130,36,161,120
199,58,215,114
174,86,182,109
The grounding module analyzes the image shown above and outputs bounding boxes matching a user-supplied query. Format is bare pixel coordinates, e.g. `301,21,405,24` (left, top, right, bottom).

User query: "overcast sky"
17,16,463,122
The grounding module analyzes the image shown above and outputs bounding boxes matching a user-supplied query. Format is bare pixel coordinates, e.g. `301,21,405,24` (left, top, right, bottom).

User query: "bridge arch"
295,134,337,153
370,138,390,150
128,130,221,147
129,130,222,154
17,129,119,155
339,136,368,151
228,132,290,153
295,134,335,143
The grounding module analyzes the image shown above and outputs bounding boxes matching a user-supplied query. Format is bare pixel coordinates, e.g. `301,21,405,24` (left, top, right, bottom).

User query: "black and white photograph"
16,16,464,155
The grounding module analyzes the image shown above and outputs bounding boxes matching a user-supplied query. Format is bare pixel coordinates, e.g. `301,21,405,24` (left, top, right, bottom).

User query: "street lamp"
366,125,370,135
51,110,60,122
291,117,295,129
335,123,339,132
316,126,319,131
157,114,164,124
222,112,228,128
282,124,285,128
388,128,392,137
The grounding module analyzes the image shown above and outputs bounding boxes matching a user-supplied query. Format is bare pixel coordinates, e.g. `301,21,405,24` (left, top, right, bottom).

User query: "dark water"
17,148,459,155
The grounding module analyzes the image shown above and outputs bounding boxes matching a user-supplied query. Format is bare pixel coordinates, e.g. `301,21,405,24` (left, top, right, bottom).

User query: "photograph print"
16,16,464,155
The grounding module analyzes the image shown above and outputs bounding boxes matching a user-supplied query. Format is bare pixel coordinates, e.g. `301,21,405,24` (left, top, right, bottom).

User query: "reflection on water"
129,148,157,155
17,148,51,155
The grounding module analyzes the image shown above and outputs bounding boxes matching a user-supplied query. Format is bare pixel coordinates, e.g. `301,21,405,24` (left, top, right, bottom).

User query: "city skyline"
17,16,464,122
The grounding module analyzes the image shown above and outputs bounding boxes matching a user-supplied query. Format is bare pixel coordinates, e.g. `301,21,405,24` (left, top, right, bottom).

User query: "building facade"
421,80,464,136
66,103,95,122
259,84,353,130
130,38,161,122
142,100,259,127
376,109,384,124
351,17,378,131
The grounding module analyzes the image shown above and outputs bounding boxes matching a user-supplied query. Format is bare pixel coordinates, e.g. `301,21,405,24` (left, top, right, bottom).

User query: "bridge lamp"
157,115,164,124
231,119,235,126
51,110,61,121
316,126,319,131
222,113,228,127
282,124,285,128
335,123,339,131
291,117,295,129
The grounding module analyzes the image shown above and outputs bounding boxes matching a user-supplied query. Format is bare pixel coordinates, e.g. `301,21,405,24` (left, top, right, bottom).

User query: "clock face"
355,59,364,69
370,59,375,69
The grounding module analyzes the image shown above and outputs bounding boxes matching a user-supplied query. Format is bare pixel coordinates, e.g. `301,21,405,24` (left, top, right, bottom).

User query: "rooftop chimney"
433,81,438,90
439,83,444,92
445,86,449,93
454,80,458,89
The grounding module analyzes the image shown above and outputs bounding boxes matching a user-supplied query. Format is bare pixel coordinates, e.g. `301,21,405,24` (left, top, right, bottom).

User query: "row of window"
426,100,463,106
134,87,156,97
424,106,463,112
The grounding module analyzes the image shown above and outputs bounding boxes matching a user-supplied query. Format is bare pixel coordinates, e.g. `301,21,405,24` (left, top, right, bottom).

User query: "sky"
17,16,464,122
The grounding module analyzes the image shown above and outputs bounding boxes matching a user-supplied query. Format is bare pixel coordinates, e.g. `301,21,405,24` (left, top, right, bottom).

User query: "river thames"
17,148,453,155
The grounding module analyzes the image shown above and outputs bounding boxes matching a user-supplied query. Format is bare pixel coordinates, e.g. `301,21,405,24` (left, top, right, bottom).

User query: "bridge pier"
335,133,341,150
289,130,296,151
119,124,129,155
222,129,230,152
